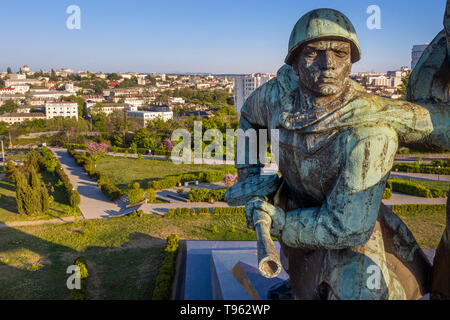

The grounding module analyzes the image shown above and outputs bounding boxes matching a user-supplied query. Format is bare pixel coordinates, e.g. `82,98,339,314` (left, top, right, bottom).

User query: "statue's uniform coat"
238,65,449,299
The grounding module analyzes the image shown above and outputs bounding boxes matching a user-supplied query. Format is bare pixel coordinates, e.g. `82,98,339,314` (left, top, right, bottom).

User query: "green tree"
398,70,412,97
0,121,7,135
50,69,58,81
107,73,122,81
7,67,12,74
0,100,19,114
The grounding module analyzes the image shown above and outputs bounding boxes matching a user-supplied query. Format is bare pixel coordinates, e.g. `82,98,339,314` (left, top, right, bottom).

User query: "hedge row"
43,149,80,208
391,204,447,216
152,234,179,300
389,179,435,198
188,188,226,202
392,163,450,175
70,256,88,300
149,169,236,190
166,206,245,217
67,148,122,201
64,143,171,156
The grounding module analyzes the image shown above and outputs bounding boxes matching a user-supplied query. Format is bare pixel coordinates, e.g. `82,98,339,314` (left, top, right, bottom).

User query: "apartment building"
234,74,274,112
45,101,78,119
0,112,46,125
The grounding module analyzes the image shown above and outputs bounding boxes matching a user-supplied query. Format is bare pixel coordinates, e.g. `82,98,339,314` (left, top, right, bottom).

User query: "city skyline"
0,0,447,74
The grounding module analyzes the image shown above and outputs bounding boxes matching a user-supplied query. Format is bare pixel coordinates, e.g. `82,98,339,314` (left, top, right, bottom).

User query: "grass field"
96,156,235,190
0,214,254,299
0,173,73,223
0,208,445,299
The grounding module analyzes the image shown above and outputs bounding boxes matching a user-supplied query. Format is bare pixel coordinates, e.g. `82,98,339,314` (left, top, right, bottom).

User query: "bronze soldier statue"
227,7,449,299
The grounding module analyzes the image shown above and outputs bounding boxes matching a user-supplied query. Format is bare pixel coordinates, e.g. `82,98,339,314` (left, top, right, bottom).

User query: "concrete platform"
180,240,436,300
182,241,288,300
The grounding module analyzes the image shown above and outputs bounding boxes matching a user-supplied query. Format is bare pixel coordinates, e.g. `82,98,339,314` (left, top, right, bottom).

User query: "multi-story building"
0,88,16,95
0,112,46,125
10,84,30,94
29,91,73,100
86,103,131,116
411,44,428,69
45,102,78,120
168,97,185,104
126,106,173,126
234,74,274,112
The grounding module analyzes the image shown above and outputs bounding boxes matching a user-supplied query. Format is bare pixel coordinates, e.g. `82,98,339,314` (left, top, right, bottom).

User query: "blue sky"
0,0,446,74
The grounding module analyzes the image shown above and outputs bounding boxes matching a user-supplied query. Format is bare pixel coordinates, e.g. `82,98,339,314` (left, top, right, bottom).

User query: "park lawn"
0,213,254,299
96,156,235,190
0,208,445,299
395,207,447,249
0,172,74,223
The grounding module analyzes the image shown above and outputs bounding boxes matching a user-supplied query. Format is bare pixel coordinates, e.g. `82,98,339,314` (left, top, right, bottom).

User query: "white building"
0,112,46,125
0,88,16,95
29,91,73,100
127,107,173,126
234,74,274,112
411,44,428,69
8,74,26,80
45,102,78,120
168,97,185,104
124,99,145,108
65,83,75,93
10,84,30,94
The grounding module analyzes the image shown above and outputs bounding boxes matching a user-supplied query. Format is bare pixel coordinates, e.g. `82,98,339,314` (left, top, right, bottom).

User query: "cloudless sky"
0,0,447,74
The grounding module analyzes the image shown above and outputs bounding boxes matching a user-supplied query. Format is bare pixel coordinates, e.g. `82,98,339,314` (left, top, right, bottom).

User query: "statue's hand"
245,197,286,237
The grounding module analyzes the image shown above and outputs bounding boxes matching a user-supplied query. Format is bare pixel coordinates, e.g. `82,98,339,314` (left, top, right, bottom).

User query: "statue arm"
378,98,450,152
272,128,398,250
395,101,450,152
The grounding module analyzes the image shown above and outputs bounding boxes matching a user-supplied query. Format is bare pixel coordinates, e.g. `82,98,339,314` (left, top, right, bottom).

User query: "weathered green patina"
227,7,450,300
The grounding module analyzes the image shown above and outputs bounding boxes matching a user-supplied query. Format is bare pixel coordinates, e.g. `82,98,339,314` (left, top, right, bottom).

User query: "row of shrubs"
387,179,447,198
392,163,450,175
149,169,236,190
151,234,179,300
40,148,80,208
64,143,171,156
188,188,226,202
166,206,245,216
70,256,88,300
67,149,122,201
391,204,447,216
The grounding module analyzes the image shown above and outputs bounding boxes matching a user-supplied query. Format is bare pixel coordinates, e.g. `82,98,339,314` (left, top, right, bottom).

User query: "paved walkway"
51,147,128,219
382,192,447,206
390,171,450,182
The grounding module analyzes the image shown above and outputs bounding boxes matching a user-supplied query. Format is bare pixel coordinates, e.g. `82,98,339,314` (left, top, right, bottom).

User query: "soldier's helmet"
285,8,361,65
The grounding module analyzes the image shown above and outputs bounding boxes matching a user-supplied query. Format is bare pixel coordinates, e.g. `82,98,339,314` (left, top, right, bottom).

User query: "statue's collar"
276,65,358,131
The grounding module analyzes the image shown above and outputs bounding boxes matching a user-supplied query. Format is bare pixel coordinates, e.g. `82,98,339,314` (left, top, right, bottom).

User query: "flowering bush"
86,143,109,164
223,173,238,187
164,138,173,151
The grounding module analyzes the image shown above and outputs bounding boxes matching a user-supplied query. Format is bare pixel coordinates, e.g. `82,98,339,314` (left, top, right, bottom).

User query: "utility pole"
1,140,5,167
8,129,12,150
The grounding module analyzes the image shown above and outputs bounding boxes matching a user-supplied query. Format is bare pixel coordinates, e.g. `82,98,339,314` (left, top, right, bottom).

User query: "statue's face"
293,39,352,96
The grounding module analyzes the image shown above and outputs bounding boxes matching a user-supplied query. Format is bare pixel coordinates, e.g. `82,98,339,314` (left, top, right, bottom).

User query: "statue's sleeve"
394,101,450,152
278,127,398,250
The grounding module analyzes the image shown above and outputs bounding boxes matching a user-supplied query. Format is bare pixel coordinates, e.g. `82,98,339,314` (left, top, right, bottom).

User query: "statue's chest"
277,129,347,201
